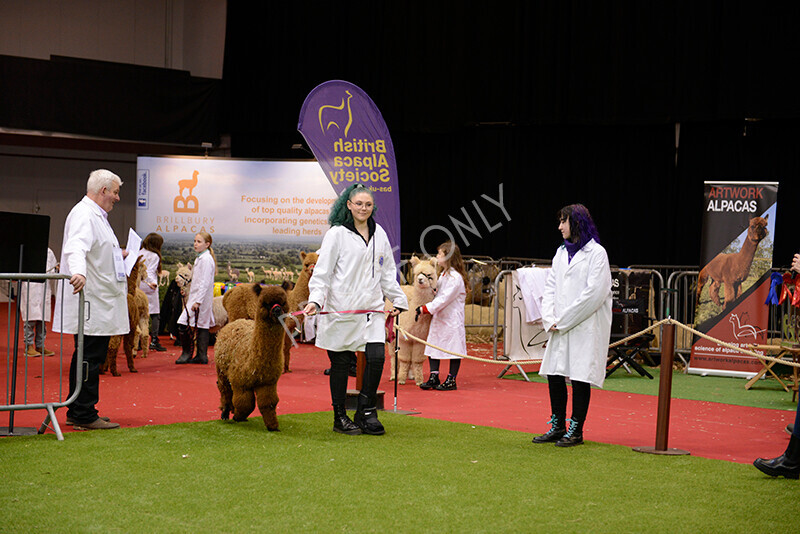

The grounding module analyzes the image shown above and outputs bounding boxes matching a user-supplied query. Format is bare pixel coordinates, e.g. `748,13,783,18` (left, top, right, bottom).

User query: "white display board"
504,269,549,362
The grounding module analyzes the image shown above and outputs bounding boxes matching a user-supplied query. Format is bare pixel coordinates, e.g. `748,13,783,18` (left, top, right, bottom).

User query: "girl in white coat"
20,247,58,357
304,184,408,436
417,240,468,391
533,204,612,447
138,233,167,352
176,232,217,364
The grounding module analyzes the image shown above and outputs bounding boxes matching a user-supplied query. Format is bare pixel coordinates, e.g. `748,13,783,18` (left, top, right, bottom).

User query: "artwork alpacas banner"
297,80,401,270
689,181,778,378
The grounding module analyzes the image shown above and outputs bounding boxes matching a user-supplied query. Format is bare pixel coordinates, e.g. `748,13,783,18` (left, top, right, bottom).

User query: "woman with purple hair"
532,204,613,447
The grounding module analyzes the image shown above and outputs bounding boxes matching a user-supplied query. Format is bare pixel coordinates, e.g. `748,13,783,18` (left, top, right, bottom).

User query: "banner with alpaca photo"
689,181,778,378
297,80,401,270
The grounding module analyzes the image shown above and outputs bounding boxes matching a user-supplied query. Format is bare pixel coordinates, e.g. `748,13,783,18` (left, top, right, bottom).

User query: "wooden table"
745,344,800,397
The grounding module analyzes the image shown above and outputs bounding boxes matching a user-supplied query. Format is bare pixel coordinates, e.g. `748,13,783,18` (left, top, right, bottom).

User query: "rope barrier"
393,316,800,369
298,309,800,370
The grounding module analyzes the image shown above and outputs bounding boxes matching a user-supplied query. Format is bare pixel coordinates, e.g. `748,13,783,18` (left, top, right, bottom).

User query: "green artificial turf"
1,412,798,533
502,365,798,411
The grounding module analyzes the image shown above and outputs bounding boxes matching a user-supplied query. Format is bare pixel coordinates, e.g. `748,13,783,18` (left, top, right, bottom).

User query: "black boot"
419,373,440,390
175,326,194,364
754,434,800,479
354,393,385,435
532,414,566,443
435,374,457,391
555,418,584,447
332,404,361,435
189,329,209,364
149,336,167,352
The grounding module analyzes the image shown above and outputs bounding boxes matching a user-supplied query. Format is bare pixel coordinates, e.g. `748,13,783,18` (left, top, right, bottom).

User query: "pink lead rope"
290,309,397,343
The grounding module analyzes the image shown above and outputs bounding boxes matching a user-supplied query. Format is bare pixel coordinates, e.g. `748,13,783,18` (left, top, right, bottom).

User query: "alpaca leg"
108,341,120,377
397,339,411,384
389,351,396,381
709,280,722,306
411,343,426,386
283,334,292,373
123,333,137,373
255,383,280,431
217,373,233,420
232,388,256,422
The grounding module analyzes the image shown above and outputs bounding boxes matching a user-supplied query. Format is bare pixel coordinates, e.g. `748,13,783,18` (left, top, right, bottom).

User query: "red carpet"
1,304,794,464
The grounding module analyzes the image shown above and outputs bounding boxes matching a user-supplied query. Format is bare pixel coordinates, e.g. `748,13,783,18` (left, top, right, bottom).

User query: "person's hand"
69,274,86,294
149,282,157,290
303,302,318,316
191,302,200,313
389,308,402,317
792,253,800,274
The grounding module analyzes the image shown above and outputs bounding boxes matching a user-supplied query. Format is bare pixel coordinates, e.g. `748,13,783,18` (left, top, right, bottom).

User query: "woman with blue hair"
532,204,613,447
304,184,408,435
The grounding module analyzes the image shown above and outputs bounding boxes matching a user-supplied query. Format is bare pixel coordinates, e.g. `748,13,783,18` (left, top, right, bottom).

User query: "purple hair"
559,204,601,251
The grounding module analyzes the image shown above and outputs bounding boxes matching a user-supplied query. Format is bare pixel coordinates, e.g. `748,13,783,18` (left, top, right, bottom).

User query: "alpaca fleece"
215,285,287,431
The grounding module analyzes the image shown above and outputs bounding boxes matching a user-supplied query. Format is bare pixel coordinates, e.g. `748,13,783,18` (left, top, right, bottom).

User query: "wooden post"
633,321,689,456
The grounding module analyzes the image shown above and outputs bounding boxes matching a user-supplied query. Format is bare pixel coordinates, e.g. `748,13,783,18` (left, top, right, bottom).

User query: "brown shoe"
25,345,41,357
67,415,110,425
39,347,55,357
73,418,120,430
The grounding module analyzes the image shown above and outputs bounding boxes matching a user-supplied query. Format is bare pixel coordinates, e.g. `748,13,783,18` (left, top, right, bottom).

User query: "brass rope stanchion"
633,321,689,456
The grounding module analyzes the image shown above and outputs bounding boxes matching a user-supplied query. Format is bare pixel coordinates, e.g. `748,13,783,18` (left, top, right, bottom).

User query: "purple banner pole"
298,80,402,270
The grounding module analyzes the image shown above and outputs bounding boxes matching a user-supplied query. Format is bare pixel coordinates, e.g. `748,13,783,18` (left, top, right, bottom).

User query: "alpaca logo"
174,170,199,213
318,90,354,137
729,313,766,340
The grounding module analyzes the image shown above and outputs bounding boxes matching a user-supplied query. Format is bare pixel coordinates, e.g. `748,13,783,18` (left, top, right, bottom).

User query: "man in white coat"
53,169,129,430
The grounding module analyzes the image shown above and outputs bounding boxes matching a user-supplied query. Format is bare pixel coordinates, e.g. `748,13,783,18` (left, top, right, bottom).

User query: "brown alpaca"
283,251,318,372
215,285,287,431
697,215,769,307
220,251,317,373
102,257,148,376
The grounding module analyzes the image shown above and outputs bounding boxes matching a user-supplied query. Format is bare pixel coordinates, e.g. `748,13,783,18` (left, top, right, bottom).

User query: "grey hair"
86,169,123,194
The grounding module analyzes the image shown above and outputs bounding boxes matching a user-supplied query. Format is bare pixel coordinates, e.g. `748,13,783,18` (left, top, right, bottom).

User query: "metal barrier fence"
1,273,83,440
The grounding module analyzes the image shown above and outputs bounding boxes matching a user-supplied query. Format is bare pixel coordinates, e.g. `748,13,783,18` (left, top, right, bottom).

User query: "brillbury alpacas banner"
297,80,401,269
135,157,338,270
690,181,778,378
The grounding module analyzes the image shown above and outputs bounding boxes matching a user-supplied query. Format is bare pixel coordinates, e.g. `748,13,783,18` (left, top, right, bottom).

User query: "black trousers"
327,342,384,406
66,334,110,424
546,374,591,423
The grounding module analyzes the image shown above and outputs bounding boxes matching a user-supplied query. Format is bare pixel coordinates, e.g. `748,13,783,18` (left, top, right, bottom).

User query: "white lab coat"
539,239,612,388
178,249,216,329
309,222,408,352
424,268,467,360
138,249,160,314
19,247,58,322
53,196,128,336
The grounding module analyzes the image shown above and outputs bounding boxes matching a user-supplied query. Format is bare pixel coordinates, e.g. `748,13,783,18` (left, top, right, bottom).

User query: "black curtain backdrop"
220,1,800,267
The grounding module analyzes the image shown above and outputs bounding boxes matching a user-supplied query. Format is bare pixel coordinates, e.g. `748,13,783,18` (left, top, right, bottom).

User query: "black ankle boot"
532,414,566,443
332,404,361,435
435,375,457,391
419,373,440,390
149,336,167,352
754,434,800,479
189,329,209,364
555,418,584,447
175,327,194,364
354,393,385,435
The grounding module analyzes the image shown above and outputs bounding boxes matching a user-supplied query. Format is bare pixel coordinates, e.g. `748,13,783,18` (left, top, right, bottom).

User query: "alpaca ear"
430,257,437,268
300,251,306,261
253,283,263,296
410,255,420,267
